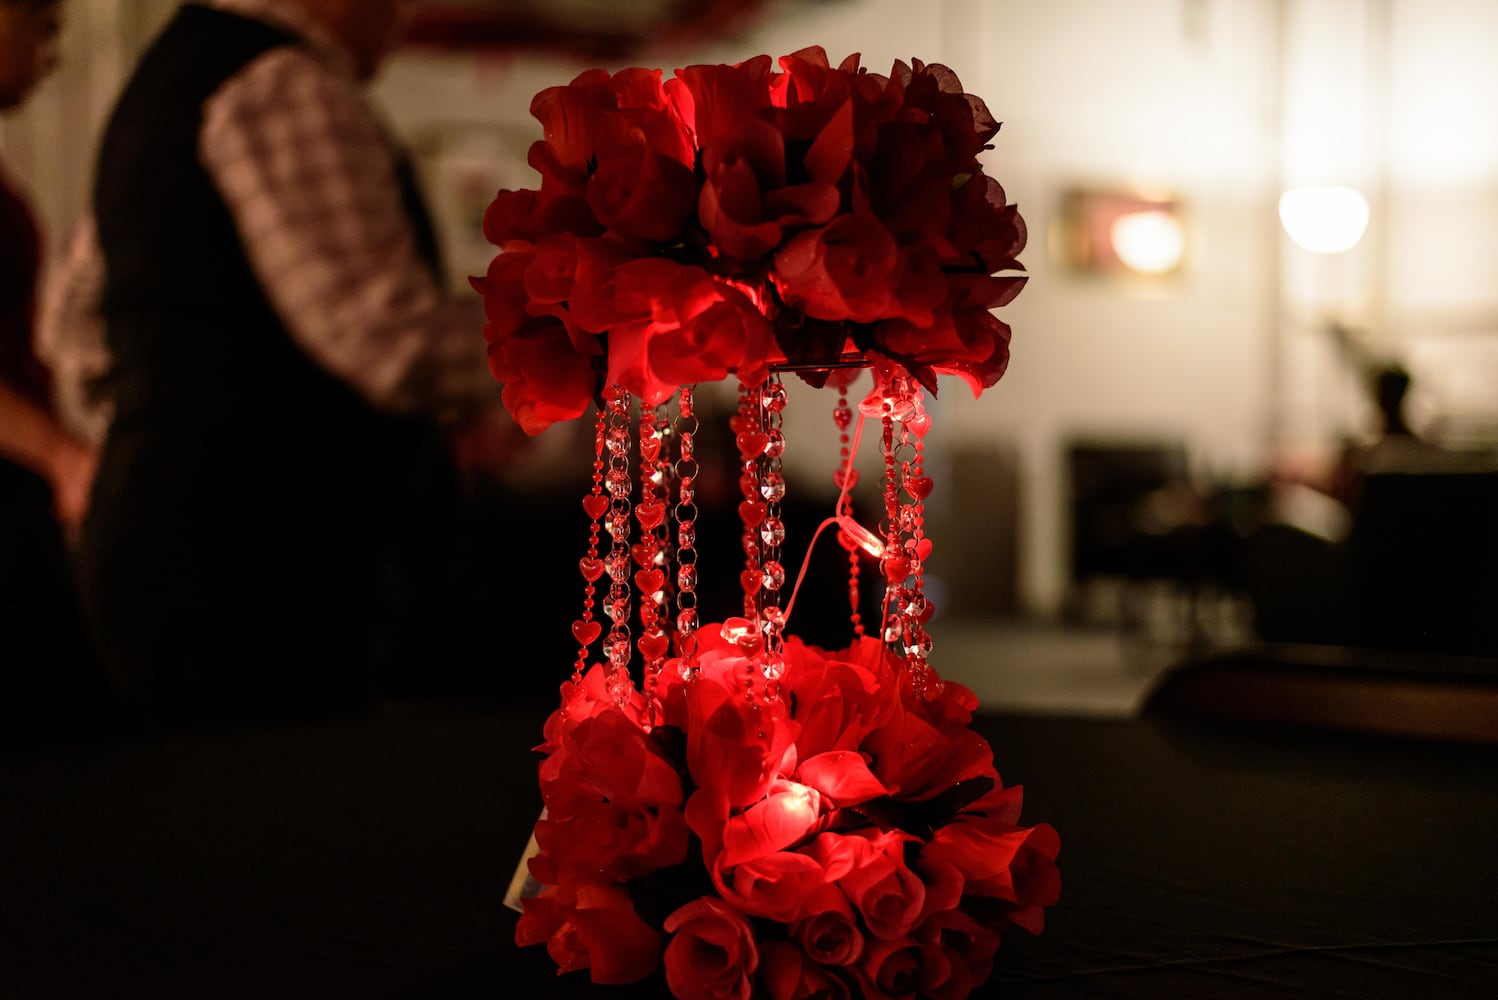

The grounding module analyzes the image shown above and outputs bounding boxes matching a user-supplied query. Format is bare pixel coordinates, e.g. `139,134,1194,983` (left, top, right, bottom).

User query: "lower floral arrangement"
515,625,1061,1000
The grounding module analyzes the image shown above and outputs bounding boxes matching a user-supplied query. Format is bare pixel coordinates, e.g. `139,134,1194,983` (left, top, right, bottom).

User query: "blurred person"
41,0,505,725
1,0,110,737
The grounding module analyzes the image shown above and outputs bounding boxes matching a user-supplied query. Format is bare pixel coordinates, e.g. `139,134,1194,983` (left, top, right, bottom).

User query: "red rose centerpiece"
475,45,1056,1000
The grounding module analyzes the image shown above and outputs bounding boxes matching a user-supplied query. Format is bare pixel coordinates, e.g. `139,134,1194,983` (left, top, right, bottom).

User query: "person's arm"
199,48,496,416
34,216,113,444
0,378,97,527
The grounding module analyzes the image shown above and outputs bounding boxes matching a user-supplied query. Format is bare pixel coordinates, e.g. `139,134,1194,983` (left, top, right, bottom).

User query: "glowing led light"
1109,210,1186,274
1278,186,1370,254
836,514,885,558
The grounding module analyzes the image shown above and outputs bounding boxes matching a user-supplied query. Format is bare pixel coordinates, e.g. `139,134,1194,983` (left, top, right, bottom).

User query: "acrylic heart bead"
738,500,767,526
736,429,769,458
637,501,666,530
914,538,934,561
740,569,763,594
638,631,671,660
640,435,662,463
582,495,609,520
905,411,932,438
578,557,605,582
635,568,665,594
883,556,912,582
833,468,859,490
905,476,934,500
571,619,601,646
720,619,763,655
631,543,656,567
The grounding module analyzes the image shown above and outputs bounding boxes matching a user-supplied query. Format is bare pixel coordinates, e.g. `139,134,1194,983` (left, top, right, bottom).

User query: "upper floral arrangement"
473,46,1028,435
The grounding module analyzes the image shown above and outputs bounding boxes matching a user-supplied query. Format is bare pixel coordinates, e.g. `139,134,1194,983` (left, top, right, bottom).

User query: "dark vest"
94,3,441,426
84,4,456,719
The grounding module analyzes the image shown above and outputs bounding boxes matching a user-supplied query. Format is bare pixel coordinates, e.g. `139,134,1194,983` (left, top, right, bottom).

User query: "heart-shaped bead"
571,619,601,646
637,501,666,531
640,435,662,463
582,494,609,520
637,631,671,660
832,467,859,490
883,556,912,582
578,557,605,582
631,543,657,568
914,537,934,561
905,476,934,501
740,569,763,594
905,411,932,438
634,568,665,594
738,500,767,527
736,429,769,459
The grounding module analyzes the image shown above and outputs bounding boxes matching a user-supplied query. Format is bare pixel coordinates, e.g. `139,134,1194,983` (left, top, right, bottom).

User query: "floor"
929,587,1255,718
928,619,1170,718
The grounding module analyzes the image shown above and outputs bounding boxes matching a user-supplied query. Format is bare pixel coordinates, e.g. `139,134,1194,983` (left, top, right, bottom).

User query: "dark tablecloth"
3,702,1496,998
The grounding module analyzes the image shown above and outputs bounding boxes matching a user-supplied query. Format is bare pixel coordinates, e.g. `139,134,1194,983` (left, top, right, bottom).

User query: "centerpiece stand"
475,45,1059,1000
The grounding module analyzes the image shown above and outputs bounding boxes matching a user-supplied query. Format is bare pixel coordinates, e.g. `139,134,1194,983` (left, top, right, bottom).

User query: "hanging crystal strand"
572,408,609,682
637,403,672,727
736,380,765,623
902,390,941,697
865,373,929,686
832,384,865,637
895,390,936,697
673,387,701,682
878,404,905,648
602,385,636,709
758,375,788,699
732,378,767,711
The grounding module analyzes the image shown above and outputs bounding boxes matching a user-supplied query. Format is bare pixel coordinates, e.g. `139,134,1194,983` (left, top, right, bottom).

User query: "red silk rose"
762,941,854,1000
855,937,922,1000
664,897,760,1000
477,49,1027,433
517,879,663,985
914,909,999,1000
835,830,927,941
790,883,865,967
536,707,689,881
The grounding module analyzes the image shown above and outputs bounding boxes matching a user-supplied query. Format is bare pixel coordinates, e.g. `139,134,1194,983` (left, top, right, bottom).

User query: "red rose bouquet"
475,44,1054,1000
472,45,1027,435
517,628,1060,1000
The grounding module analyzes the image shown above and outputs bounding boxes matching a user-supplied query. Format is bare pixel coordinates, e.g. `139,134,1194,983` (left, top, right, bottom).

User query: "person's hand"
49,437,98,532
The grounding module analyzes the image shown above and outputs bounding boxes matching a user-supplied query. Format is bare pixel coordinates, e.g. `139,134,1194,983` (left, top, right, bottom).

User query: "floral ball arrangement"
472,46,1027,434
518,628,1060,1000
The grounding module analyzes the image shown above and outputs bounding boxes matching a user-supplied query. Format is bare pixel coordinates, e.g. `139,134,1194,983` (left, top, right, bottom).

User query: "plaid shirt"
38,0,493,436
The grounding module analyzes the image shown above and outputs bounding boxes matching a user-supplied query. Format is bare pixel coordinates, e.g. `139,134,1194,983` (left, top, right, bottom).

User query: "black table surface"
4,700,1497,999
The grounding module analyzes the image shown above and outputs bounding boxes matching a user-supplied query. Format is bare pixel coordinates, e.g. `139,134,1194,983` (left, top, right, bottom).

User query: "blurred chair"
1064,439,1229,643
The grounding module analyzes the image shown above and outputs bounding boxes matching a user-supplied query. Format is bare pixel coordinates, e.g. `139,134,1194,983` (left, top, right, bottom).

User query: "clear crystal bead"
760,517,785,546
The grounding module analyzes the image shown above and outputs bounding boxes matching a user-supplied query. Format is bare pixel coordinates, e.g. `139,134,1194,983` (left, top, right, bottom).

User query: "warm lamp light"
1109,210,1186,275
1278,186,1370,254
1054,188,1186,281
